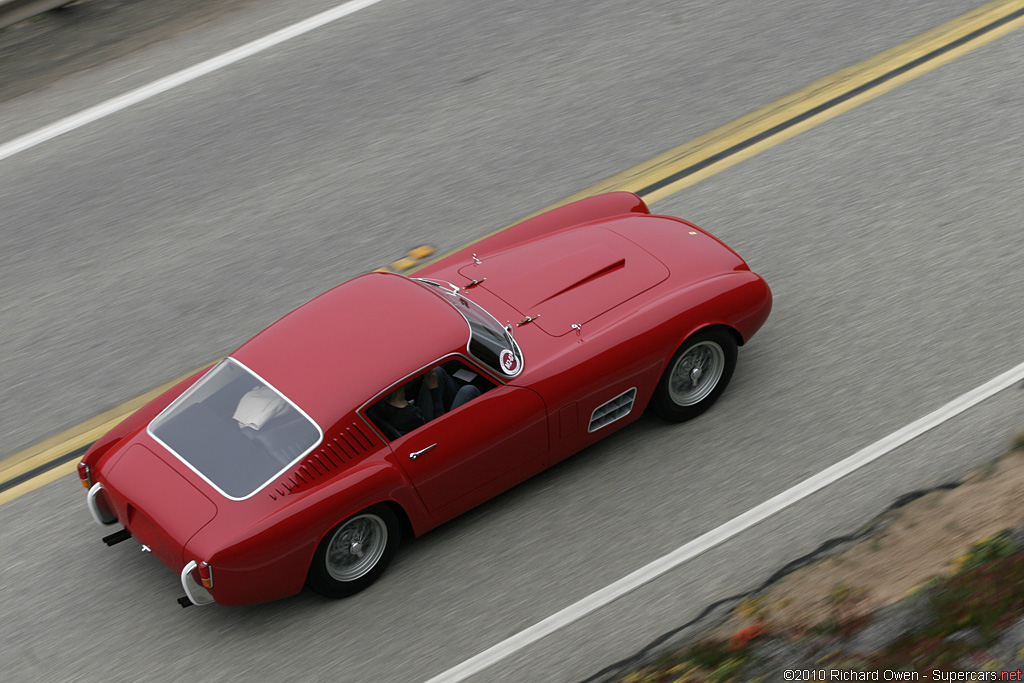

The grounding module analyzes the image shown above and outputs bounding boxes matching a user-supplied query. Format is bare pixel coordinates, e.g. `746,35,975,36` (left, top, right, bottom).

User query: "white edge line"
0,0,384,163
4,0,1019,668
424,359,1024,683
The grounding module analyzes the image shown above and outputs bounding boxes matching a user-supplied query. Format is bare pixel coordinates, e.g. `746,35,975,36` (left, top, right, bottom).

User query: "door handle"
409,444,437,460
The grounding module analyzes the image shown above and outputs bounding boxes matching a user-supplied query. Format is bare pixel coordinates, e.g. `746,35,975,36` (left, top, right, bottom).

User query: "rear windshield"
148,358,322,500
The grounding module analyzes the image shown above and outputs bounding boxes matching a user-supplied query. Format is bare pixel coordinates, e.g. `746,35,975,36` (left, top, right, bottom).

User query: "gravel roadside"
596,440,1024,682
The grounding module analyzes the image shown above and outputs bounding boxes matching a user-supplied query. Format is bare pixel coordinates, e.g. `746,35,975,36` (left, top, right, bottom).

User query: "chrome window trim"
412,278,525,379
147,357,325,502
357,353,498,443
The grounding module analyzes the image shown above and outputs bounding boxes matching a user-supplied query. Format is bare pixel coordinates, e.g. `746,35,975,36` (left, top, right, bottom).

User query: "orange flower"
729,623,766,650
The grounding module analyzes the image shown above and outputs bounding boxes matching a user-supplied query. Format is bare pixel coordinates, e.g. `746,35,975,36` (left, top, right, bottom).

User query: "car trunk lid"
104,443,218,570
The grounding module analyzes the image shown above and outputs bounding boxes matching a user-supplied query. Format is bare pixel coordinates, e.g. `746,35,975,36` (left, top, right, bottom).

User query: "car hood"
457,225,669,337
103,442,218,569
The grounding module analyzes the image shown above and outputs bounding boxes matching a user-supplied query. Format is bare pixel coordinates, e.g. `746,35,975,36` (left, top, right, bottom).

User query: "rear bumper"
180,561,215,606
87,483,118,526
89,481,217,606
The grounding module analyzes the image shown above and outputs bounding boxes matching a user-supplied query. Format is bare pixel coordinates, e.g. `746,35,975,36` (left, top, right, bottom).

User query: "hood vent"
269,422,375,500
537,258,626,305
457,226,668,337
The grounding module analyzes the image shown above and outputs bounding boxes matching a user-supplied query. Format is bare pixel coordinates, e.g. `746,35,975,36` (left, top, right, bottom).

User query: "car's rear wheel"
650,328,737,422
308,505,400,598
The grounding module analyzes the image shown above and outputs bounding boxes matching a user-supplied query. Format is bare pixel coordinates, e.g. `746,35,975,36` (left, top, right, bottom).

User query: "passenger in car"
373,367,481,438
429,366,482,415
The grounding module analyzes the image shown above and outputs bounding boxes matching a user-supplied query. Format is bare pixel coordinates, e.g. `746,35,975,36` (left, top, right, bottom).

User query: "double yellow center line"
3,0,1022,505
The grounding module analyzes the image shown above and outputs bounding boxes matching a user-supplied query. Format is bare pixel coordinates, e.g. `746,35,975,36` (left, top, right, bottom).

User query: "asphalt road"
0,0,271,103
1,1,1022,682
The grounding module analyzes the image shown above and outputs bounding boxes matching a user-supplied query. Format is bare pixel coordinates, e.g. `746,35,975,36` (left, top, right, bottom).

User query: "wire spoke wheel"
667,340,726,406
309,505,400,598
325,514,388,582
650,328,738,423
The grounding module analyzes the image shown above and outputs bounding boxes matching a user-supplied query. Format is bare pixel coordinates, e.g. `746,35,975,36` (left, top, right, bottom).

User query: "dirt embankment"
604,444,1024,682
716,448,1024,632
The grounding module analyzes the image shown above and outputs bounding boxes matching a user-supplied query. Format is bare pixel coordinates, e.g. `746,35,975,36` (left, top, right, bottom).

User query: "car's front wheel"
307,505,400,598
650,328,738,422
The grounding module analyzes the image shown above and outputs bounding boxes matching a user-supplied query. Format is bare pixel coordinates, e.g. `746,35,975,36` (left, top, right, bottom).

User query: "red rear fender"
189,458,428,605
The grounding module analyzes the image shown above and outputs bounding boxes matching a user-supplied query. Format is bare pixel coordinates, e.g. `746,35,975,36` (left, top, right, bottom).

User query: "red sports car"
78,192,771,606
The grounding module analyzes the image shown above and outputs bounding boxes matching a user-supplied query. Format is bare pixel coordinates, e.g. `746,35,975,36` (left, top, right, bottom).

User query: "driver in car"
375,367,480,437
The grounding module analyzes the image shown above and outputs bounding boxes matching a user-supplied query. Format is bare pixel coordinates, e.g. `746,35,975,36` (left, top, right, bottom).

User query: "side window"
366,359,495,441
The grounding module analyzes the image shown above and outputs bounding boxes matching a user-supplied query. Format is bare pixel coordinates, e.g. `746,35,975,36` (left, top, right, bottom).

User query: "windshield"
414,278,524,377
148,358,322,500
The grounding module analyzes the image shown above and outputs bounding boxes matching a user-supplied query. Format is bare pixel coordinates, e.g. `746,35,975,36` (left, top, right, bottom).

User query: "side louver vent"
269,422,376,500
588,388,637,433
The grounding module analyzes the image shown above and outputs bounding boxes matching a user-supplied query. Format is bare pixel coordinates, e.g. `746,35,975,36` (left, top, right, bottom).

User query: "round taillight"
197,561,214,589
77,462,91,488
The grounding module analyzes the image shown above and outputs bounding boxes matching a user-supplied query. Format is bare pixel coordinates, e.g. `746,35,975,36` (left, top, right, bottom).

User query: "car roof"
231,272,470,429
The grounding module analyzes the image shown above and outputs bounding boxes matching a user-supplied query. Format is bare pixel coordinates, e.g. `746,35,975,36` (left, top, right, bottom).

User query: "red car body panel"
389,383,549,521
100,441,217,570
231,273,469,429
81,192,771,606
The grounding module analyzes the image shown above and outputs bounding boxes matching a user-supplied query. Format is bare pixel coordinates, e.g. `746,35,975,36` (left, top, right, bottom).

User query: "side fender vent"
269,423,376,500
588,388,637,433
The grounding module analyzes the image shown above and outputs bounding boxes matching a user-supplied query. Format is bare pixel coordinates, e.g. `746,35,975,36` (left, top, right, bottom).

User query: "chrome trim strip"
180,560,215,606
87,482,117,526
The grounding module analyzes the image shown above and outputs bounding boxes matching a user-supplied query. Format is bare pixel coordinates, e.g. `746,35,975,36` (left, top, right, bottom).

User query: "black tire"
649,328,738,422
307,504,400,598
